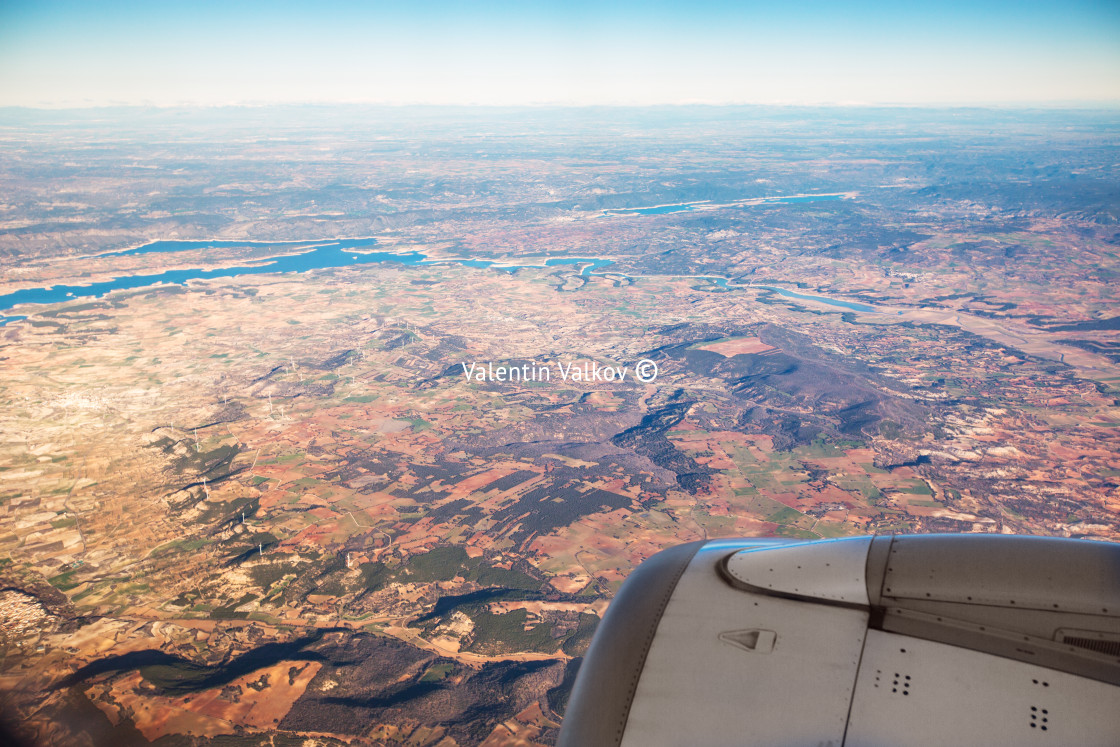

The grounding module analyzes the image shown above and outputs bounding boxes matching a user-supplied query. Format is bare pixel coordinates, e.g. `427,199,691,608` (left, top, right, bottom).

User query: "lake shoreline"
0,237,875,322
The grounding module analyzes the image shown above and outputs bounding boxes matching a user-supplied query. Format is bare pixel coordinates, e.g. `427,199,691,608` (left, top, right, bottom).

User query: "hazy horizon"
2,0,1118,108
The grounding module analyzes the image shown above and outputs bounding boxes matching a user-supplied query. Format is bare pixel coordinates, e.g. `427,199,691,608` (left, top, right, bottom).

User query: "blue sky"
1,0,1118,107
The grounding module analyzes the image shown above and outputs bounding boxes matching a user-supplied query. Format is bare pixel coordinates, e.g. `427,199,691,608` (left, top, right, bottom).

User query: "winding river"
0,238,874,324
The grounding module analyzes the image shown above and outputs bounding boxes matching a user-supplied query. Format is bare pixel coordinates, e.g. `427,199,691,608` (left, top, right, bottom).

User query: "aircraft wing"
558,534,1120,746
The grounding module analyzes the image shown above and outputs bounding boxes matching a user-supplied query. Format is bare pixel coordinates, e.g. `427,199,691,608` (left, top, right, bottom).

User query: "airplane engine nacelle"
559,534,1120,746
